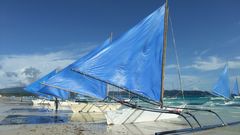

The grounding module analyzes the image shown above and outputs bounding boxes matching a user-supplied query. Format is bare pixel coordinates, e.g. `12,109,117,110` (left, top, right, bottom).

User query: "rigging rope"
169,15,185,101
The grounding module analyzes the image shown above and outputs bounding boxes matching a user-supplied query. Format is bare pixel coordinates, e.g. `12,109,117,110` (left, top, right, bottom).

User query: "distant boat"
211,64,231,102
210,66,240,107
232,78,240,99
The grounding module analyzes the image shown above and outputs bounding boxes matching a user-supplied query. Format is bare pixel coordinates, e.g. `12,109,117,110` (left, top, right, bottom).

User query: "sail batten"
72,4,167,102
212,64,231,100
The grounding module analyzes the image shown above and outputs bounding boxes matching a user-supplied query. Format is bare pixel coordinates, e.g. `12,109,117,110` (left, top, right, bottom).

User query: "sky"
0,0,240,91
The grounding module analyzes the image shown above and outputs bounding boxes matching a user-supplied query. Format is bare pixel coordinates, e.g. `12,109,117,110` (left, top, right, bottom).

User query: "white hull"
70,112,105,122
210,97,225,101
105,106,184,125
59,101,76,110
32,99,74,110
69,102,122,113
234,96,240,99
32,99,55,108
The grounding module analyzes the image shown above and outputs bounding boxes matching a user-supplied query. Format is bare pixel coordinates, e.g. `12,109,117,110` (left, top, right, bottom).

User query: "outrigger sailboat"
71,1,229,133
210,64,240,101
232,78,239,99
211,64,232,102
72,2,186,125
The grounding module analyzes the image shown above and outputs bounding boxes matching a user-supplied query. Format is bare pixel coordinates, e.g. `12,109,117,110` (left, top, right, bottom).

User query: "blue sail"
72,5,166,102
25,70,70,100
24,70,57,97
232,78,239,96
42,39,110,100
212,64,231,100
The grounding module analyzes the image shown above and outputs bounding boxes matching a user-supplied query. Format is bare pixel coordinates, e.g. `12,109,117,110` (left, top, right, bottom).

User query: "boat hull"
104,106,183,125
70,112,105,122
69,102,122,113
32,99,74,110
32,99,54,108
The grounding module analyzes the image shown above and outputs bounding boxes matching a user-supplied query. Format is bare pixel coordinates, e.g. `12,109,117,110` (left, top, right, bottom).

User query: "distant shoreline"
0,87,212,97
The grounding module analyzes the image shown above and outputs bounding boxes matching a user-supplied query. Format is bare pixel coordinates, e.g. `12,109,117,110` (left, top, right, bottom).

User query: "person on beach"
54,97,59,112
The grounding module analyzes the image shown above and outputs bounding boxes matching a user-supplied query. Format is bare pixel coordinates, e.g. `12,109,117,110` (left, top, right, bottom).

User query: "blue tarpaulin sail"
42,39,110,100
25,70,57,99
212,64,231,100
232,78,239,96
25,70,69,100
72,4,166,102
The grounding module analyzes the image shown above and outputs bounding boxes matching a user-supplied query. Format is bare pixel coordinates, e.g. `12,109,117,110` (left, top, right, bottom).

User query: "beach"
0,96,240,135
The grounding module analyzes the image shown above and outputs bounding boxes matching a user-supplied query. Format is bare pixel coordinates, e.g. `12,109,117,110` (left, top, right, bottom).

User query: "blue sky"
0,0,240,91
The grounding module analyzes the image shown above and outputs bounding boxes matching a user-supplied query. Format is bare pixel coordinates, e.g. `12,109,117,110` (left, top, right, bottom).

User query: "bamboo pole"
160,0,169,107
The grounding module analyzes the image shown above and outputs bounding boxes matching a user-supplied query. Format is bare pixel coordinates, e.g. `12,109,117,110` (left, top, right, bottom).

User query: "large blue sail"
212,65,231,99
24,70,57,97
232,78,239,96
42,39,110,100
72,4,166,102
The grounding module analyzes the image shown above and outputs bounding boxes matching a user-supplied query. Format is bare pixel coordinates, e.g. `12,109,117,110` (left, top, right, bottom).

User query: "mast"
160,0,169,107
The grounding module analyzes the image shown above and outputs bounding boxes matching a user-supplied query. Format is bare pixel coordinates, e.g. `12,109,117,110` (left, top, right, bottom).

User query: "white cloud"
184,56,224,71
184,56,240,71
165,74,214,91
228,60,240,69
194,49,210,56
0,51,77,89
165,64,177,69
199,49,209,56
235,56,240,60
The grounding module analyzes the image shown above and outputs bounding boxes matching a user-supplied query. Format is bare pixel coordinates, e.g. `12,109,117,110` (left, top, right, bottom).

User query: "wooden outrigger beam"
107,96,231,135
155,121,240,135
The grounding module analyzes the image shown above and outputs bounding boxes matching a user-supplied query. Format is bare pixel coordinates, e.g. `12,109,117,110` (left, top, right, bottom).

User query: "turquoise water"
163,96,211,106
161,97,240,134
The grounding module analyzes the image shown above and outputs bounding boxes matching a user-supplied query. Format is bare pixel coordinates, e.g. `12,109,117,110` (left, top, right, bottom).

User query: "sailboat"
42,38,122,113
210,64,231,103
222,77,240,106
71,1,226,128
232,78,239,99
